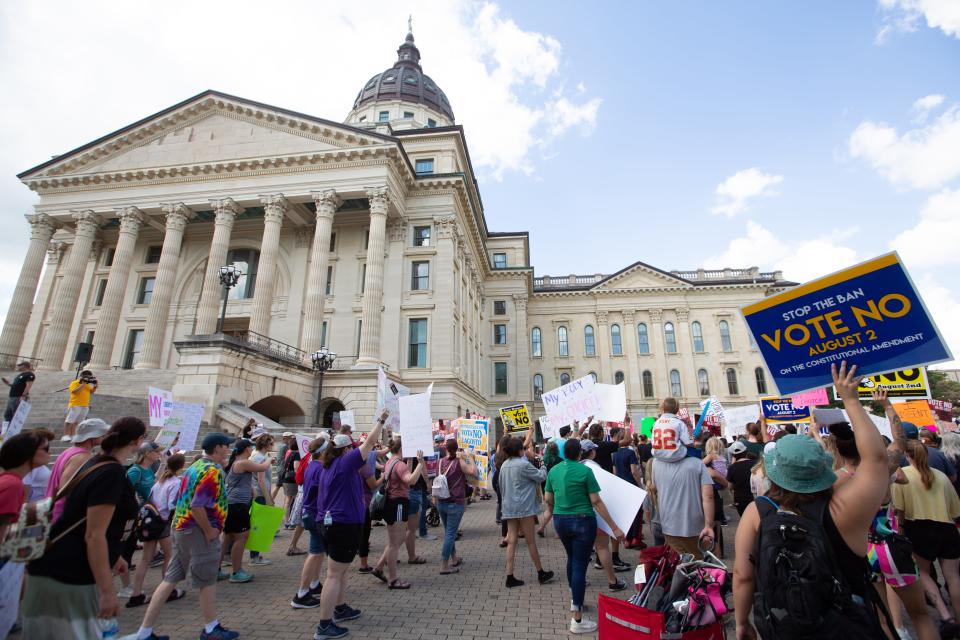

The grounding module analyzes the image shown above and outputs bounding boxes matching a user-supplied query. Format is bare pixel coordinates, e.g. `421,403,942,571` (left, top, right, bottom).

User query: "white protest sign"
154,426,181,449
376,367,409,432
3,399,31,438
295,433,314,458
589,464,647,537
722,404,761,439
813,408,892,441
0,561,24,639
542,375,602,429
594,382,627,423
164,401,204,452
338,410,356,430
538,415,557,440
399,383,434,458
148,387,173,428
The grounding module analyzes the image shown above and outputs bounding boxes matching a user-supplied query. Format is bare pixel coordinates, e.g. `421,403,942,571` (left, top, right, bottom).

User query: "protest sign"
812,408,893,440
164,401,204,452
455,418,490,489
791,388,828,408
930,399,954,421
399,384,434,457
338,410,356,429
245,502,285,552
3,399,31,438
761,397,812,424
148,387,174,428
500,404,531,435
295,433,314,458
723,404,761,438
640,417,656,439
594,383,627,423
0,561,24,639
538,415,556,440
849,368,930,400
590,465,647,537
741,253,953,396
154,426,180,449
376,368,409,433
893,400,936,428
542,374,602,429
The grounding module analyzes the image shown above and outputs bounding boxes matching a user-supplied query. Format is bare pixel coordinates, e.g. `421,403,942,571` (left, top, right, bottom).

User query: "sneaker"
537,569,555,585
314,622,350,639
217,570,230,581
125,593,147,608
308,582,323,597
126,634,169,640
333,604,361,622
200,624,240,640
505,575,525,588
150,552,165,568
608,579,627,591
569,618,598,634
117,586,133,598
229,570,253,583
291,593,321,609
593,561,603,570
249,556,272,566
417,533,438,541
613,562,631,573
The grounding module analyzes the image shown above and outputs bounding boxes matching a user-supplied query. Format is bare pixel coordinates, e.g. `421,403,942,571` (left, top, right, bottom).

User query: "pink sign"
791,388,828,408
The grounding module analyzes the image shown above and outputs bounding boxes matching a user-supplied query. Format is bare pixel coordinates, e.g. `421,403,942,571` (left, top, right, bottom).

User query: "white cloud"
546,96,602,137
848,103,960,189
711,168,784,217
911,94,946,123
914,274,960,369
878,0,960,40
891,188,960,267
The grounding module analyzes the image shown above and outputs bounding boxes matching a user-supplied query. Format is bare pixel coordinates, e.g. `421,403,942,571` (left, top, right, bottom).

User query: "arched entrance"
320,398,345,430
250,395,305,423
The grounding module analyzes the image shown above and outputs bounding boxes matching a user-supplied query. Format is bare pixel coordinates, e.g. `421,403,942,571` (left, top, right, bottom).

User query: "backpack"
752,495,886,640
280,449,298,484
431,458,454,500
368,459,399,521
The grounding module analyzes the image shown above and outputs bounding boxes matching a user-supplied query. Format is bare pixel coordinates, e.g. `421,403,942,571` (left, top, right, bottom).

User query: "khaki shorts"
664,534,703,559
164,527,221,588
65,406,89,424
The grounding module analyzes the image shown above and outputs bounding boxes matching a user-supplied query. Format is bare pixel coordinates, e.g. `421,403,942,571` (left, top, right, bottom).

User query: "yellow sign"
453,418,490,489
856,368,930,400
499,404,531,434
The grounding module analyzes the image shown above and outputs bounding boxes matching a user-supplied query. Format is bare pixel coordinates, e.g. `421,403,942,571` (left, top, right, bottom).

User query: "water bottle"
99,617,119,638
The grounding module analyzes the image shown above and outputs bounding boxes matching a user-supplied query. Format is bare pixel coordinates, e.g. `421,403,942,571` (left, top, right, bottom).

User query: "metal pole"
314,370,324,427
218,284,229,333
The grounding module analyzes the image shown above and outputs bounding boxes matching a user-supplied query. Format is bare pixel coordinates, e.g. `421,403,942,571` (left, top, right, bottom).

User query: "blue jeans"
553,514,597,610
436,501,465,562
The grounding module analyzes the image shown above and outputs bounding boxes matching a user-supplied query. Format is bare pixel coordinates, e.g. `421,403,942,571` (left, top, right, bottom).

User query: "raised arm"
359,410,388,459
873,388,906,455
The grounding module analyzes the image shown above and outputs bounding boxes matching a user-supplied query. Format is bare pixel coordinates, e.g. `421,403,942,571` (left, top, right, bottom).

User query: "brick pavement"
115,499,702,640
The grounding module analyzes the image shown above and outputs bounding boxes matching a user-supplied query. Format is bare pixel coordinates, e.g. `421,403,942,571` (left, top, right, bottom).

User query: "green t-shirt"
545,459,600,515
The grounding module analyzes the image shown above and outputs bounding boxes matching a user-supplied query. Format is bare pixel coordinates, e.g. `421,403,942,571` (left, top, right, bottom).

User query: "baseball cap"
202,432,233,453
73,418,109,443
434,434,444,443
580,439,598,452
282,431,294,438
902,422,920,439
332,434,353,449
728,441,748,456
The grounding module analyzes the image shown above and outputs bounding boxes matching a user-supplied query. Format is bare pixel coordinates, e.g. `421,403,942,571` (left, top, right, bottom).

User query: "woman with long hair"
219,438,270,583
24,417,145,638
436,438,477,575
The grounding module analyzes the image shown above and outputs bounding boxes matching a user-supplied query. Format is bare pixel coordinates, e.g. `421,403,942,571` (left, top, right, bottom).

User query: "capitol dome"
345,28,454,129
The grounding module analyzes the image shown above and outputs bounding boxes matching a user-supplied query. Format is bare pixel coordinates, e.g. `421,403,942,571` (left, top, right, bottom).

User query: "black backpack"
752,495,887,640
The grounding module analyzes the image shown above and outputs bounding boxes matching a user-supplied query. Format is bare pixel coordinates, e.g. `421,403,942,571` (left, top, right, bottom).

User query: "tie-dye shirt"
172,457,227,532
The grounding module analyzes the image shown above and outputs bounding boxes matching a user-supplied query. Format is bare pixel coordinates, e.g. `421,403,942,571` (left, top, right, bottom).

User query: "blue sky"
0,1,958,363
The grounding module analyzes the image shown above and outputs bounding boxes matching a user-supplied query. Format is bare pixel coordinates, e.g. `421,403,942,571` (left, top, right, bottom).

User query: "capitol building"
0,30,793,431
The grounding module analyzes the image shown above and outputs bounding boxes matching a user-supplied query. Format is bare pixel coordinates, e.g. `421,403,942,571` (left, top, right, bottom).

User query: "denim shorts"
301,513,326,555
408,487,423,515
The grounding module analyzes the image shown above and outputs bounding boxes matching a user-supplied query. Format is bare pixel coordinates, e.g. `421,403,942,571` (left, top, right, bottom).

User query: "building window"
560,372,571,386
614,371,625,385
698,369,710,396
670,369,682,397
589,372,598,383
427,118,437,128
611,324,622,355
358,115,366,123
691,321,704,353
493,253,507,269
493,301,506,315
329,232,337,252
325,265,333,295
137,277,155,305
664,322,677,353
408,319,428,368
84,330,95,346
533,374,543,399
755,367,768,395
356,319,363,354
93,279,108,306
748,331,758,350
378,111,389,122
403,111,415,119
638,323,650,354
413,226,431,246
719,320,733,352
226,249,259,299
642,370,654,398
584,325,596,356
123,329,144,369
360,263,366,293
531,327,542,357
145,246,162,264
411,261,430,290
320,321,328,348
494,324,507,345
558,326,569,357
494,362,508,395
415,159,434,175
727,368,739,395
103,248,115,267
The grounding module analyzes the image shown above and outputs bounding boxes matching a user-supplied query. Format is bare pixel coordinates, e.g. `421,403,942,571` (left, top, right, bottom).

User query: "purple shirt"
438,456,467,505
360,451,377,504
302,459,323,520
316,448,366,525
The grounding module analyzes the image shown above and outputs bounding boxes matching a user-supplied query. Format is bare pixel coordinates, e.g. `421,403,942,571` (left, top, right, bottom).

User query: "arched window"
726,368,739,395
755,367,768,395
531,327,542,357
669,369,682,396
638,323,650,354
589,372,598,383
614,371,625,385
698,369,710,396
691,321,704,353
642,370,654,397
584,325,596,356
558,326,569,357
560,372,571,386
226,248,260,299
664,322,678,353
533,374,544,399
611,324,622,355
719,320,733,352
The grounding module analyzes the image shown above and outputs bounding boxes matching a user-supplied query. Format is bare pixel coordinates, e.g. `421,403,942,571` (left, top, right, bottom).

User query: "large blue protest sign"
741,253,952,396
761,397,811,424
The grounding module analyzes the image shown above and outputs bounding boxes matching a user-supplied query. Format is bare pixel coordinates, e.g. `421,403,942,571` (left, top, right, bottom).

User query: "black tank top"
822,505,870,599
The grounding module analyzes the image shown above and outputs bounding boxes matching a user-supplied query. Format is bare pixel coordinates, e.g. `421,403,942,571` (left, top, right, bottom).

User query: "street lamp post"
311,347,337,426
217,265,242,333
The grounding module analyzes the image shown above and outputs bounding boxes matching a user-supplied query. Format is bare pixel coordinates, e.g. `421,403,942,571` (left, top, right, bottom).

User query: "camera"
80,374,98,385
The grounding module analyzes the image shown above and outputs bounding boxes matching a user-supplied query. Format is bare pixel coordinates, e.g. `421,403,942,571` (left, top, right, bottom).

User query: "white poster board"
813,408,893,441
539,415,557,440
0,561,24,639
338,410,356,430
590,464,647,537
154,426,181,449
722,404,761,439
3,399,31,438
148,387,173,428
164,401,204,452
542,374,603,429
399,383,434,458
594,383,627,423
377,367,409,433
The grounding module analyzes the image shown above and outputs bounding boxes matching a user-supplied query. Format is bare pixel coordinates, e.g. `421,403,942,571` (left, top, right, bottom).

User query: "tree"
928,370,960,419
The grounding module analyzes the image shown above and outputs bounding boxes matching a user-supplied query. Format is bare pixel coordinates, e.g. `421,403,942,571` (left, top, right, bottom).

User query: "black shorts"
383,497,409,525
224,502,251,534
904,519,960,561
322,523,362,564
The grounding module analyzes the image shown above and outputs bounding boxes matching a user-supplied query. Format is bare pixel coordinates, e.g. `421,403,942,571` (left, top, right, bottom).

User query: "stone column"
595,311,612,383
675,308,699,402
513,294,530,402
194,198,242,334
0,214,57,362
38,211,101,370
249,195,287,335
431,215,456,375
355,187,389,367
381,214,408,370
301,190,339,352
649,308,668,399
137,204,193,369
89,208,144,369
621,310,639,404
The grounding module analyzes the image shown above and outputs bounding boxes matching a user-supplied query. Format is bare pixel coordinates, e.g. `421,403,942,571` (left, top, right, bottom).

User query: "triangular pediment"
20,90,396,180
591,261,692,291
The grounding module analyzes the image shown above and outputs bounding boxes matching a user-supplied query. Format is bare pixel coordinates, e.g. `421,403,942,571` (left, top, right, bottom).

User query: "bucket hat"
763,434,836,493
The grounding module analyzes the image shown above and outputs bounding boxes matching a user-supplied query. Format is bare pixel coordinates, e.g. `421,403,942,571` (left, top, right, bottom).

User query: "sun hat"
73,418,109,443
728,441,748,456
763,434,836,494
332,434,353,449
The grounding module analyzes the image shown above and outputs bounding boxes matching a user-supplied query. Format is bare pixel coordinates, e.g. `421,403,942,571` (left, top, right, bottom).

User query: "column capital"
161,203,195,231
596,310,609,326
46,241,66,265
25,213,57,240
366,186,389,214
676,307,690,322
433,214,456,239
313,190,341,217
117,206,145,233
512,294,528,311
622,310,636,324
210,197,242,223
261,194,289,224
649,308,663,323
71,210,102,236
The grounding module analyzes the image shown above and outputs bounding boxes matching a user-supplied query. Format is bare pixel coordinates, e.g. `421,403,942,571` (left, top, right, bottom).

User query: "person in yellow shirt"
62,369,98,442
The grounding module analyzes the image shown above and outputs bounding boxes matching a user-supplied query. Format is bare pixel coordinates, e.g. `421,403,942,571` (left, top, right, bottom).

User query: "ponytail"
906,440,934,490
157,454,186,482
101,417,146,454
225,439,253,475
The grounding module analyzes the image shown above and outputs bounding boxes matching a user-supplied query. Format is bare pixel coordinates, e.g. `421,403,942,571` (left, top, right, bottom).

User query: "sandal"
371,568,388,583
286,547,307,556
451,558,464,569
439,567,460,575
498,540,508,548
125,594,148,608
357,566,374,574
388,579,411,589
407,556,427,565
166,588,186,602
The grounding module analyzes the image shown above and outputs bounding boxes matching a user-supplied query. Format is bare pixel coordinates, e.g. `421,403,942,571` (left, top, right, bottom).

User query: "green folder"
245,502,285,552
